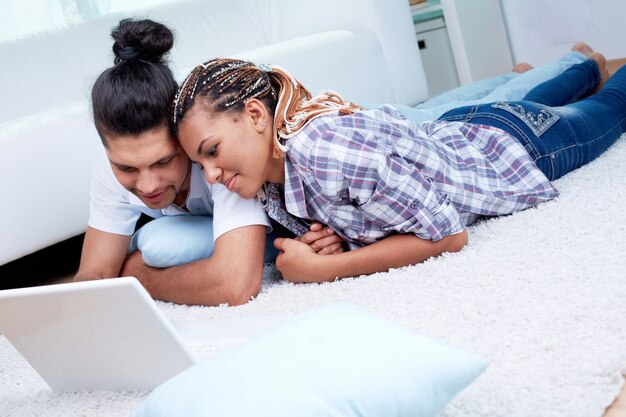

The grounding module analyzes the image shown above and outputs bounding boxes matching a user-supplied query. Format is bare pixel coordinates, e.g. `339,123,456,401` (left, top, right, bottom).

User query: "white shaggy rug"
2,136,626,417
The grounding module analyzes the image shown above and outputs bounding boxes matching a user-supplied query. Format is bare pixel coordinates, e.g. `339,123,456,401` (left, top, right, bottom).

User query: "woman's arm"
273,230,468,283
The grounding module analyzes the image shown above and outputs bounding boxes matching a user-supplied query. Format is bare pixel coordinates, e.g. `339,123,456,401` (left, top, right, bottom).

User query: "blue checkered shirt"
281,105,558,250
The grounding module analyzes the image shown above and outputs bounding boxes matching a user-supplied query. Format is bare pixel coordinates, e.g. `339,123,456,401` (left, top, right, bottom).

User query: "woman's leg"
522,58,602,106
438,65,626,181
480,50,588,104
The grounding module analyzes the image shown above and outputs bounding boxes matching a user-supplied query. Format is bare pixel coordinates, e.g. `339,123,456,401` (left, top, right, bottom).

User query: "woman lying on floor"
168,49,623,283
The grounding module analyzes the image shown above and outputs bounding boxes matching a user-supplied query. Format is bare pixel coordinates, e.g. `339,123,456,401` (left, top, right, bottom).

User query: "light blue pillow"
129,215,281,268
129,215,215,268
132,303,488,417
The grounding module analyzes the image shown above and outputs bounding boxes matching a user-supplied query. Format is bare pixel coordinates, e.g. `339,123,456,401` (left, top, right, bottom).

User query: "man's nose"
136,170,160,194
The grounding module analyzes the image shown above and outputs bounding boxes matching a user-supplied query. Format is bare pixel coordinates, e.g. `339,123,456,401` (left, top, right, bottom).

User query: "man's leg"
129,215,215,268
414,73,517,109
395,48,589,124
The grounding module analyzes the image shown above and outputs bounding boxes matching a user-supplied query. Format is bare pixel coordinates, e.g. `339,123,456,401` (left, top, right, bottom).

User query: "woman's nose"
204,166,222,185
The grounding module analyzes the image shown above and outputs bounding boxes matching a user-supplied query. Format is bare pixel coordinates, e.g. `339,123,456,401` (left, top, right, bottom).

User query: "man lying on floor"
74,19,345,307
75,18,595,306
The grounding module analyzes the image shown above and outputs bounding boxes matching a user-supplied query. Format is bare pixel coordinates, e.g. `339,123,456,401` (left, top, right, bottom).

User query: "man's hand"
119,251,172,300
297,222,345,254
274,237,322,283
74,227,131,282
116,225,266,306
119,250,152,278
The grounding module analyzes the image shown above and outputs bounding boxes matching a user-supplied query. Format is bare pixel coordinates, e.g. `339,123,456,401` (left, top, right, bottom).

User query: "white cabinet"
441,0,513,85
414,17,459,97
412,0,513,97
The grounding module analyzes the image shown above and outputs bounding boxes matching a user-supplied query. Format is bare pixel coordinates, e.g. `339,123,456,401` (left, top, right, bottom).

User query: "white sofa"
0,0,428,265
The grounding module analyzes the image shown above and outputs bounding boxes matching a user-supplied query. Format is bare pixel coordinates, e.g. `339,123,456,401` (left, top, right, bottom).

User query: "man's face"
105,125,189,209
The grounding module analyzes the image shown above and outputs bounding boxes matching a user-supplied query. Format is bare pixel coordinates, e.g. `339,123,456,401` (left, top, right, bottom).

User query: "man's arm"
74,226,131,281
273,230,468,283
120,225,266,307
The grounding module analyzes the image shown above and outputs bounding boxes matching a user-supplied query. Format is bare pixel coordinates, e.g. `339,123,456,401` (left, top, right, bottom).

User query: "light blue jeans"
130,215,281,268
370,51,587,123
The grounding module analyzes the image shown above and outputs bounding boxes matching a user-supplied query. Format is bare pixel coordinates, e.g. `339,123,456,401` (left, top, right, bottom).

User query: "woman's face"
105,125,190,209
177,100,283,200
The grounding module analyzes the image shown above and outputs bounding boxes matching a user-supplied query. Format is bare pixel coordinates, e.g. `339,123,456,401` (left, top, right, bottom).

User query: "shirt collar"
282,157,310,219
188,162,206,200
127,162,205,211
128,191,145,208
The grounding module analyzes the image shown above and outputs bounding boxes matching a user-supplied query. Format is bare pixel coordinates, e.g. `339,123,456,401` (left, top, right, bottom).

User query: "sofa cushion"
176,30,396,105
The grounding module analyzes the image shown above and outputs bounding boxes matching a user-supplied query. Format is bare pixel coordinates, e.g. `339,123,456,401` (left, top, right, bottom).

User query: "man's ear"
244,98,270,133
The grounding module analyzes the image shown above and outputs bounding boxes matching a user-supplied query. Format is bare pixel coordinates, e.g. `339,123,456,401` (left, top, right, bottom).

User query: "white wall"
442,0,513,85
501,0,626,66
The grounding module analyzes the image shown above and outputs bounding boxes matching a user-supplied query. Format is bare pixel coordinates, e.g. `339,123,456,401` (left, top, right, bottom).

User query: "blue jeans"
438,59,626,181
386,51,587,123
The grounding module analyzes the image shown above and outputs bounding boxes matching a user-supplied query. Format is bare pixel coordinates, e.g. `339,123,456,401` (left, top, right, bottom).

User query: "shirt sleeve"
314,128,465,242
87,147,141,236
210,183,271,242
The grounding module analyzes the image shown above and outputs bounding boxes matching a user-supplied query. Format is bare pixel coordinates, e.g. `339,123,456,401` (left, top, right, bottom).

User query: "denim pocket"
491,102,560,137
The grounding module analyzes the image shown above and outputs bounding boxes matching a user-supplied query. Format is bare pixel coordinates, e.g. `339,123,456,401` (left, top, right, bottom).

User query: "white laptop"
0,277,285,392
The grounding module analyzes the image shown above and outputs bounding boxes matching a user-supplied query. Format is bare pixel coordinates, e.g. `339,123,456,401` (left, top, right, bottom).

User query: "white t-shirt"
88,146,270,240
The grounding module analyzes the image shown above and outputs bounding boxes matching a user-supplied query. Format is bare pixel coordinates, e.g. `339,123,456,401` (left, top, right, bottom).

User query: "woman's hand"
273,231,468,284
273,237,324,282
297,222,345,255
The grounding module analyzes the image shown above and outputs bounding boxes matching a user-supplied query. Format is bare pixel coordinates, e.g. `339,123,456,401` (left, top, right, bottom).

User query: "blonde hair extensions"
172,58,362,155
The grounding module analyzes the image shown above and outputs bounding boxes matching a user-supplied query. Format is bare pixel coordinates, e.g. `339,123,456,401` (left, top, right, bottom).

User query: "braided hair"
91,19,178,143
171,58,362,156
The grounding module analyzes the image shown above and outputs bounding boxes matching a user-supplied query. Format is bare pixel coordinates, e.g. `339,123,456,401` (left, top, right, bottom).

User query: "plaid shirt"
282,105,558,250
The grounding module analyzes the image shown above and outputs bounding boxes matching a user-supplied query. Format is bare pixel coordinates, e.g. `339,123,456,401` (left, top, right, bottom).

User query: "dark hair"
91,18,178,143
172,59,278,128
172,58,362,156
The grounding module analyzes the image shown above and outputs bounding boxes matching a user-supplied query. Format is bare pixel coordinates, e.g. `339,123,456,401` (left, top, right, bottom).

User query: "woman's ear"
272,141,283,159
244,98,270,133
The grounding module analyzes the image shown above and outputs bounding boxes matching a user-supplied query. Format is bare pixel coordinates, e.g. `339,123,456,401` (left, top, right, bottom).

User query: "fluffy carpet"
2,136,626,417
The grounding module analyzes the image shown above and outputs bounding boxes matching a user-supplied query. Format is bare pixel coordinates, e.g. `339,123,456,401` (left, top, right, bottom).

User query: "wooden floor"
592,94,626,387
581,52,625,408
591,58,626,417
607,57,626,75
606,383,626,417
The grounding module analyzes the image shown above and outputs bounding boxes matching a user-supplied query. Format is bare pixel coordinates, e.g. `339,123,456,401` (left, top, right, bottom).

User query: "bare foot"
512,62,533,73
571,42,594,56
589,51,610,92
571,42,610,91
